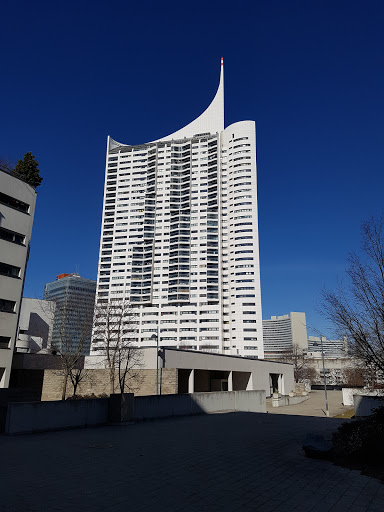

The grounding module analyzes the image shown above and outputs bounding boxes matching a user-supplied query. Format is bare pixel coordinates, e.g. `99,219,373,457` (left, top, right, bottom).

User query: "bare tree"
92,299,142,394
342,365,366,387
279,344,316,383
0,158,15,172
322,217,384,375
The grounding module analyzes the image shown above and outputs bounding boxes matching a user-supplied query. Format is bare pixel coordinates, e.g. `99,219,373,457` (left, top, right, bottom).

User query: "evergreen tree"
12,152,43,188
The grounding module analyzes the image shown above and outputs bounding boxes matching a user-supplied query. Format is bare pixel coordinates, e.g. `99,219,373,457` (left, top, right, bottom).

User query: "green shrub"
66,393,98,400
332,407,384,464
66,393,109,400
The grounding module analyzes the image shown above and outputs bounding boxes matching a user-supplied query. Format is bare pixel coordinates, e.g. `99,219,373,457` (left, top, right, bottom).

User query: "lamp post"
320,336,330,417
151,325,160,395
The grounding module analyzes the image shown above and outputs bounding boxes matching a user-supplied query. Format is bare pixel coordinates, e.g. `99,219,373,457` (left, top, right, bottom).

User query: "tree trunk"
73,379,78,396
62,372,68,401
110,371,115,395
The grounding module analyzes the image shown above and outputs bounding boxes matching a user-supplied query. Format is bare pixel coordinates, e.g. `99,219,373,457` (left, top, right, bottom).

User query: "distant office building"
44,273,96,355
262,312,307,359
307,336,348,358
0,167,37,387
92,59,264,358
15,298,56,353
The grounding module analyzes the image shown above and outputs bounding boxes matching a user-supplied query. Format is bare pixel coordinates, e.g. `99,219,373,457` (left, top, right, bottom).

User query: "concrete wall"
134,390,265,420
5,399,109,434
231,390,266,413
353,394,384,417
0,387,43,432
5,390,266,434
343,387,384,406
41,368,178,401
272,394,310,407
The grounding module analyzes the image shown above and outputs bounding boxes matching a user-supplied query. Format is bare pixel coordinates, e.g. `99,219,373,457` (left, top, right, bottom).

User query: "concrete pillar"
278,374,284,395
188,369,194,393
228,371,233,391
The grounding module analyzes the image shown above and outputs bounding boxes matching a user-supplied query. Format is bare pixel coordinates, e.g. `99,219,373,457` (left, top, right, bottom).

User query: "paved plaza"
267,390,352,417
1,392,383,512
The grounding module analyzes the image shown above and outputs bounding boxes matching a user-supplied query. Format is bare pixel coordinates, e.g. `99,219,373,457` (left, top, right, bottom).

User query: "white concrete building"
92,59,263,358
262,312,307,359
15,298,56,353
0,168,36,387
307,336,348,358
85,347,294,397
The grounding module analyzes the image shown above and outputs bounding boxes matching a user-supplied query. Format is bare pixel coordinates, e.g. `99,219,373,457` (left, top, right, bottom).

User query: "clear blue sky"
1,0,383,337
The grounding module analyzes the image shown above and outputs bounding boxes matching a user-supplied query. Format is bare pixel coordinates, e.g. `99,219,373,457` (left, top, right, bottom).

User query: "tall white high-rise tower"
92,60,264,358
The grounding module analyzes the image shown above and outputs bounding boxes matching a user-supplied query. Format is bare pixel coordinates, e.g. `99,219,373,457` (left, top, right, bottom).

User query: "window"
0,192,29,213
0,336,11,349
0,262,20,278
0,227,25,245
0,298,16,313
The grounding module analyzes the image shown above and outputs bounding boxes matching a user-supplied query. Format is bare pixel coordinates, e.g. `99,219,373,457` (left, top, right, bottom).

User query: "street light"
151,325,160,395
320,336,330,417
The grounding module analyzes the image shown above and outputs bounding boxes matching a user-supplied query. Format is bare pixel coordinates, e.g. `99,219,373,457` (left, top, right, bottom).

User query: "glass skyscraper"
92,60,264,358
45,273,96,355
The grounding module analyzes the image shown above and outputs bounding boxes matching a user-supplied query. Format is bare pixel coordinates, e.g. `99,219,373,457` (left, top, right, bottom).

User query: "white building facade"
0,168,36,387
262,312,308,359
15,298,56,354
307,336,348,358
92,60,264,358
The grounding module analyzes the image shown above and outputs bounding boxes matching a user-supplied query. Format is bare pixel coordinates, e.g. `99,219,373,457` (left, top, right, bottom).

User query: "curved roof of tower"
108,59,224,151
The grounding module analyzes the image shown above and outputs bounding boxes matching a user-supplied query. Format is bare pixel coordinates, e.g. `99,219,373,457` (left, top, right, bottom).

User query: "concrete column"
227,371,233,391
278,374,284,395
246,372,253,390
188,369,194,394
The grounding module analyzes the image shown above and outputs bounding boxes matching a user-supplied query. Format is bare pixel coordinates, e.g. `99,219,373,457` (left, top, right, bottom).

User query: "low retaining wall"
342,387,384,406
5,399,109,435
4,390,266,434
133,390,266,420
354,394,384,417
272,394,310,407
